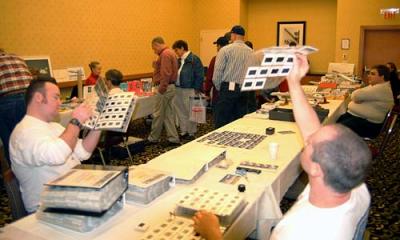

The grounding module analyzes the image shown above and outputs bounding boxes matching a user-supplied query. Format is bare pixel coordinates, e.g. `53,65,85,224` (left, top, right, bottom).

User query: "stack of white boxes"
36,165,128,232
126,166,172,204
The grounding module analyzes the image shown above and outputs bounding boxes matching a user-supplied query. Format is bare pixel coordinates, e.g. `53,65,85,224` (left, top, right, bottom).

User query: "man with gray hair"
193,54,371,240
147,37,180,145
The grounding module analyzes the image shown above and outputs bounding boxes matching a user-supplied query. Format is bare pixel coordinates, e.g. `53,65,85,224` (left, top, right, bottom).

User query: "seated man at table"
105,69,124,94
336,65,394,138
9,76,101,213
193,54,371,240
101,68,127,158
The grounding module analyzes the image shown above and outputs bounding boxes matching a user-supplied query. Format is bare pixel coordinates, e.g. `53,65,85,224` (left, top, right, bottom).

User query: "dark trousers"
211,104,218,127
0,93,26,165
247,91,257,113
337,112,383,138
215,82,248,128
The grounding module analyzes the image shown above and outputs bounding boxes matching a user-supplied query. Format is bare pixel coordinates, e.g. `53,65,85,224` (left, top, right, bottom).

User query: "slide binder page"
82,78,136,132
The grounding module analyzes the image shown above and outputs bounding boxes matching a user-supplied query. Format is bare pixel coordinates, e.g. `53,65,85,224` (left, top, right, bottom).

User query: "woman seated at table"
70,61,102,98
337,64,394,138
86,61,102,85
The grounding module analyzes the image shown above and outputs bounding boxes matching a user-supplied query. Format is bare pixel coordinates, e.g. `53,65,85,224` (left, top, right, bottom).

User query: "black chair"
0,148,27,220
376,104,400,158
3,169,28,220
97,131,133,165
363,104,399,158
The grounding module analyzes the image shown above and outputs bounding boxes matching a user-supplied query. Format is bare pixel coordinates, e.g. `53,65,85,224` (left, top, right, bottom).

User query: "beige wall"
1,0,399,77
0,0,195,76
0,0,244,76
247,0,337,74
193,0,241,40
335,0,400,70
240,0,249,31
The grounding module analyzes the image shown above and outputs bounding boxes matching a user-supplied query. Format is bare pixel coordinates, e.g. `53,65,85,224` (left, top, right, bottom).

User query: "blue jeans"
0,93,26,165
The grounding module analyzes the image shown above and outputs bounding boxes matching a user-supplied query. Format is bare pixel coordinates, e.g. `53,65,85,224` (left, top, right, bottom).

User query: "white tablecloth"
130,95,157,120
0,100,348,240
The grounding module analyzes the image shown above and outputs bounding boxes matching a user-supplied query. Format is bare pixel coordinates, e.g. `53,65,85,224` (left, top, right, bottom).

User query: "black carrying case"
269,106,329,123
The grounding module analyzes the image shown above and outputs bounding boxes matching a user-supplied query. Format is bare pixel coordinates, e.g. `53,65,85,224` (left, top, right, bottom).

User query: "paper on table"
46,169,120,189
128,166,170,188
53,69,69,82
145,144,226,183
67,66,85,81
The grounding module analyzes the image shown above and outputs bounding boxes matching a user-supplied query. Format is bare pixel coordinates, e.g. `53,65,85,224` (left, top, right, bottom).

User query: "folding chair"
3,169,28,220
376,104,399,157
363,104,399,158
97,131,133,165
0,148,27,220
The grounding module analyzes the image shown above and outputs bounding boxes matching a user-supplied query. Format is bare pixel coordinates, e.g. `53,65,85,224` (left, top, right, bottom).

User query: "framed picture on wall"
22,56,53,77
341,38,350,50
277,21,306,46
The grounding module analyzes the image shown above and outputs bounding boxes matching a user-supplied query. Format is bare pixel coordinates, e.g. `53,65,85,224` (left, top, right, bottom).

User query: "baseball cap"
213,36,229,46
231,25,245,36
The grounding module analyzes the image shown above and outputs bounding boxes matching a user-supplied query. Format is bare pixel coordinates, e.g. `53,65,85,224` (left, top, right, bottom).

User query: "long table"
0,100,347,240
244,98,349,125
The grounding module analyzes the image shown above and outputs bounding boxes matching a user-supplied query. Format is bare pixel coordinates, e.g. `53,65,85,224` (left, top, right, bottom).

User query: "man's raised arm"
287,54,321,141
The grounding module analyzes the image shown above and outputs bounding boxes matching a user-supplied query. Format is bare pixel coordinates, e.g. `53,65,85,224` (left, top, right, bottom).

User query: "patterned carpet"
0,113,399,239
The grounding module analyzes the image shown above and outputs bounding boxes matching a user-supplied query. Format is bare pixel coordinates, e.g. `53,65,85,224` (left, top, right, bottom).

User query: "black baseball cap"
231,25,245,36
213,36,229,46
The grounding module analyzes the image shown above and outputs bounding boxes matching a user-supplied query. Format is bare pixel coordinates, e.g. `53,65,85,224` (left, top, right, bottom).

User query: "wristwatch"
69,118,83,129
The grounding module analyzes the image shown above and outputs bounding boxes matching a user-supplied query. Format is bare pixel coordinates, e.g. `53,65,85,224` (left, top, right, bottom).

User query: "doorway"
358,25,400,75
200,29,228,66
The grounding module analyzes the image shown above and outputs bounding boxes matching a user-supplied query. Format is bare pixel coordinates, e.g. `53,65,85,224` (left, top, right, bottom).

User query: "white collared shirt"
9,115,91,212
109,87,124,95
176,51,191,86
270,183,370,240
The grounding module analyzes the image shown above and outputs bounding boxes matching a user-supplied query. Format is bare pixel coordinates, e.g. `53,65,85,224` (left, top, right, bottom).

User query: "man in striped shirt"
0,49,32,164
212,25,253,128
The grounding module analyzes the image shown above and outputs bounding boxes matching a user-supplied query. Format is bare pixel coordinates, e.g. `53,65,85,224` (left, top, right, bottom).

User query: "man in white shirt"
105,69,124,94
9,76,101,213
193,54,371,240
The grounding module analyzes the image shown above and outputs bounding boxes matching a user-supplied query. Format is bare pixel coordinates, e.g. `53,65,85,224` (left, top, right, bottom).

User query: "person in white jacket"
337,65,394,138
